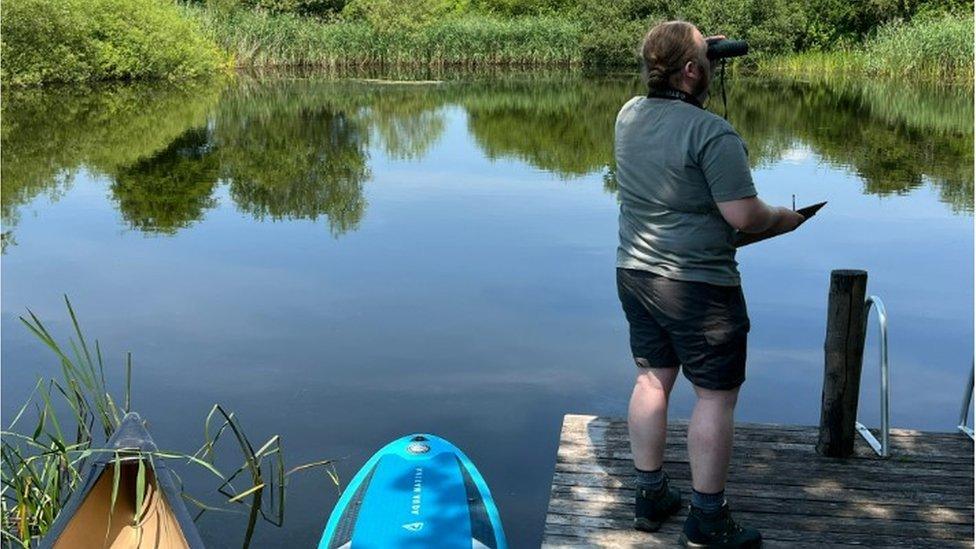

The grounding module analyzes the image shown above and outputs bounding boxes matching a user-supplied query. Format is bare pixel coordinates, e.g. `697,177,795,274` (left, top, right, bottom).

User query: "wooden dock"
544,414,974,547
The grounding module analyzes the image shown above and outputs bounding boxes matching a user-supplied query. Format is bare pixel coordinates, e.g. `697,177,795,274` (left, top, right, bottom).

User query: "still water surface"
2,72,972,546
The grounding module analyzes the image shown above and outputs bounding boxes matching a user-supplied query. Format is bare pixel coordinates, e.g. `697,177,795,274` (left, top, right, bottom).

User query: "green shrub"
572,0,801,67
470,0,574,17
573,0,662,67
1,0,226,85
674,0,801,56
338,0,488,37
795,0,971,50
243,0,348,18
341,0,461,35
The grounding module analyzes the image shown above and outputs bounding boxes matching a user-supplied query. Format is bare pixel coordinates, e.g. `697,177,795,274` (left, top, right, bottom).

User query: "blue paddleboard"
319,434,507,549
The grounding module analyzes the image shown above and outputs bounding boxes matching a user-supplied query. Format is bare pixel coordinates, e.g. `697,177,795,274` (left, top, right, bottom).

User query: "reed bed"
190,7,583,68
863,13,973,80
756,13,973,82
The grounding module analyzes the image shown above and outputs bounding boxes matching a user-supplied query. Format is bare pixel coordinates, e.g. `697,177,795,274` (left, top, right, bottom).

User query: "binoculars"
707,39,749,60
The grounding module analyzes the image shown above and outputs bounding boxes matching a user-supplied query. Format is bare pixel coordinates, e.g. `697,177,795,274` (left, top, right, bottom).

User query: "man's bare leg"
687,384,739,493
681,384,761,547
630,362,682,531
628,362,680,470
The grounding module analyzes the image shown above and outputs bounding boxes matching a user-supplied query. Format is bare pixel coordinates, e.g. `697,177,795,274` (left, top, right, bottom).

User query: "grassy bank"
1,0,970,85
192,7,582,67
757,13,973,82
192,1,973,77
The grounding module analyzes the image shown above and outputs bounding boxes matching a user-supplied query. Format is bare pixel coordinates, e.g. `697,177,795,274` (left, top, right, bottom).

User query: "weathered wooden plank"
576,422,974,451
546,415,974,548
556,444,974,473
555,461,973,494
550,470,974,507
558,443,972,468
565,420,973,464
557,438,974,472
549,485,973,524
544,512,973,547
548,477,973,511
571,424,975,460
546,498,973,540
540,533,602,548
566,415,964,440
554,454,974,486
542,531,825,549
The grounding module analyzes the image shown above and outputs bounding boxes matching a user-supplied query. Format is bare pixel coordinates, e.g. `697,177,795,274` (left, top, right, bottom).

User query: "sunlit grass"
188,6,583,67
756,13,973,83
0,297,337,547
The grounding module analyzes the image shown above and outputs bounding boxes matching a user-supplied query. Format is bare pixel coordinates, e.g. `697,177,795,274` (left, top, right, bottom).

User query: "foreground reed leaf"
1,298,337,547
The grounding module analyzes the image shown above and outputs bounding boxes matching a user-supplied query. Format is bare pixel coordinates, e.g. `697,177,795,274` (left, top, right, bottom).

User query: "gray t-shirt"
615,96,757,286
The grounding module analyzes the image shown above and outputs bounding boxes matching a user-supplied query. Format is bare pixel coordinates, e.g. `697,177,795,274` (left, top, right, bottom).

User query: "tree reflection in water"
112,128,219,234
1,71,971,251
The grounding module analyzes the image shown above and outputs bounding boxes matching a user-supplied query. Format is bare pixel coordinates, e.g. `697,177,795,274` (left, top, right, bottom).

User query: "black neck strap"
648,88,703,109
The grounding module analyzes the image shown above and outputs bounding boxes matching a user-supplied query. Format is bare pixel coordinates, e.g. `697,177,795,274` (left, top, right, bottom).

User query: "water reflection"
214,81,371,235
462,77,623,177
722,78,973,214
112,127,219,234
1,72,971,250
362,88,447,160
1,81,221,248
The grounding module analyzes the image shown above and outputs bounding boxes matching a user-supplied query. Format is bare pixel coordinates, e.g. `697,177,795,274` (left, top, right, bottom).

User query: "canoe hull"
39,413,204,549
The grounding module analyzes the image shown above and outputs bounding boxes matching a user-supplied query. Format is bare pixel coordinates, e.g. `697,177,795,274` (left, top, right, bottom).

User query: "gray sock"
634,467,665,492
691,489,726,514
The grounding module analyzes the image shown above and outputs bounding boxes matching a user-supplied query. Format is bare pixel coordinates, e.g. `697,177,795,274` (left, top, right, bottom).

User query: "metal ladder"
855,296,974,456
959,361,974,440
855,295,890,457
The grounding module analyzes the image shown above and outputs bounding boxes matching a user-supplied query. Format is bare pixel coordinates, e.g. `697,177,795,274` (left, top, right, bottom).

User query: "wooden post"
817,269,869,457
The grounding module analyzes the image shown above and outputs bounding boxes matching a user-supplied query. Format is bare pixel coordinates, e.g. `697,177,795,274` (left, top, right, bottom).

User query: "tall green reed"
756,12,973,82
188,5,582,68
0,296,337,547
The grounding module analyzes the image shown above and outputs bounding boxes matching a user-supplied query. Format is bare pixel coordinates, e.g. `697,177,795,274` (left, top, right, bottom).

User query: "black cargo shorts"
616,267,750,391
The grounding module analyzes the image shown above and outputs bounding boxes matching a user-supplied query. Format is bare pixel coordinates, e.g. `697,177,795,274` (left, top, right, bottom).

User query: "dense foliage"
797,0,971,50
241,0,347,18
190,0,971,71
0,0,970,83
1,0,226,85
757,11,973,81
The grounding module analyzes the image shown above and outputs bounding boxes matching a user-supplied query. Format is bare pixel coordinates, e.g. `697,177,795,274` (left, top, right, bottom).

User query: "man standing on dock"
614,20,804,548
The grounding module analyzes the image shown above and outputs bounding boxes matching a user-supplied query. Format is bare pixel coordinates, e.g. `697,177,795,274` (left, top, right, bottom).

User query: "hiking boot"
679,503,762,548
633,473,681,532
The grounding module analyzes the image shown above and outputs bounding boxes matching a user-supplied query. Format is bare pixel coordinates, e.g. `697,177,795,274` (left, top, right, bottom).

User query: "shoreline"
3,2,971,87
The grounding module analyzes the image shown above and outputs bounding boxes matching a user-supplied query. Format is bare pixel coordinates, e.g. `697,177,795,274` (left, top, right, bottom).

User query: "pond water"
2,71,972,547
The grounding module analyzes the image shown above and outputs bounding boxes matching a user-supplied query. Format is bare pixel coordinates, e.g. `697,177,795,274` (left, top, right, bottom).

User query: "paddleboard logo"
411,467,423,516
402,522,424,532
